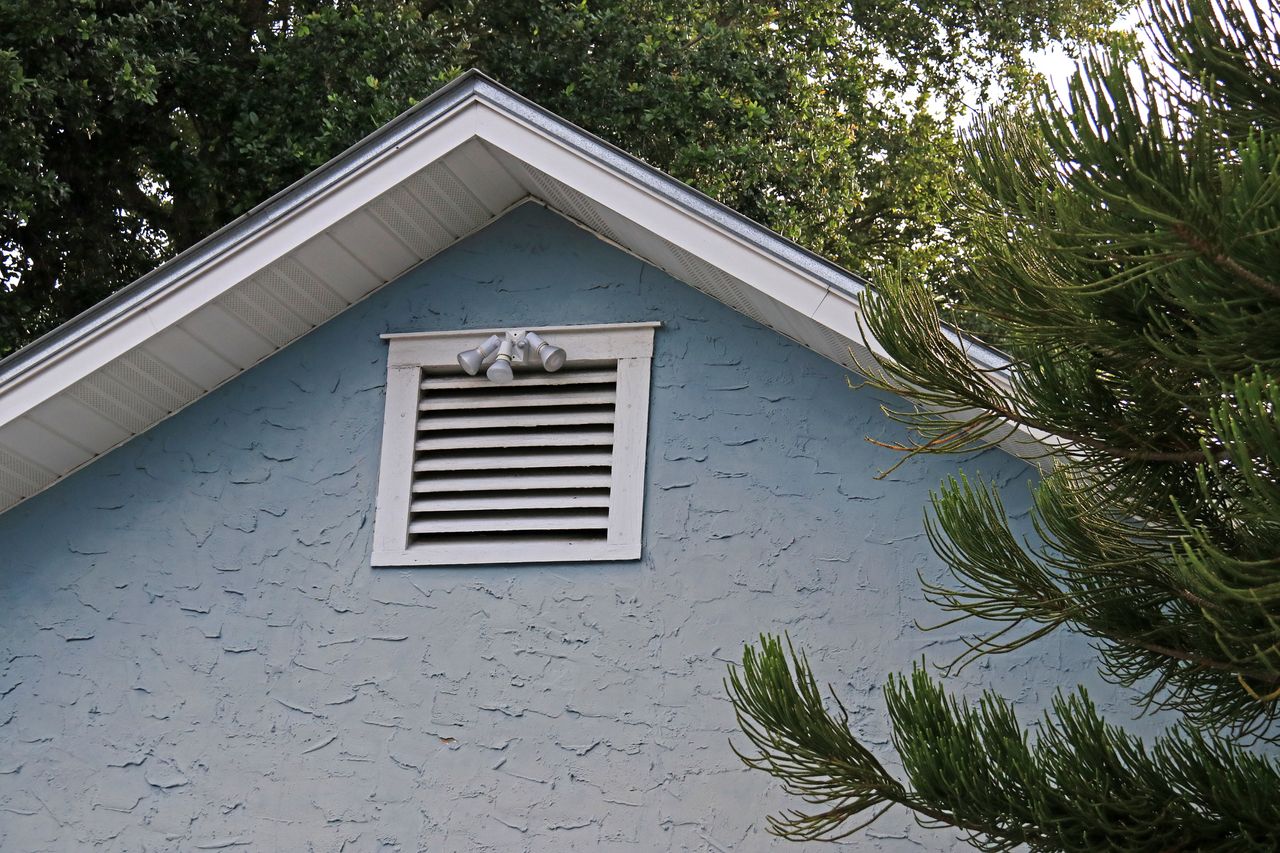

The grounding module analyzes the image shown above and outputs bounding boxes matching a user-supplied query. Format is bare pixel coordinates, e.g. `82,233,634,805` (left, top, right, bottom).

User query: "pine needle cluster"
728,0,1280,847
730,637,1280,850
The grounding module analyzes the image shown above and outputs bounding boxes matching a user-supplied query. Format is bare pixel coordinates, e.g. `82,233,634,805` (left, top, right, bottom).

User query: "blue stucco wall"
0,203,1126,851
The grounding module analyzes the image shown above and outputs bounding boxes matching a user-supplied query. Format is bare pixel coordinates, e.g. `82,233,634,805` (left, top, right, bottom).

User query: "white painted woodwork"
417,409,616,432
0,418,93,473
410,493,611,512
412,471,613,493
416,427,615,452
179,306,276,369
372,322,656,566
0,76,1032,518
418,388,617,411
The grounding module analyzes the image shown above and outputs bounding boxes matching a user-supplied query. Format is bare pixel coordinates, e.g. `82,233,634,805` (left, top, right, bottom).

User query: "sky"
1026,6,1155,105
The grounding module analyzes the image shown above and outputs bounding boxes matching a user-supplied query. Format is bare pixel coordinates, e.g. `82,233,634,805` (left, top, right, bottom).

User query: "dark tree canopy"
0,0,1125,356
729,0,1280,848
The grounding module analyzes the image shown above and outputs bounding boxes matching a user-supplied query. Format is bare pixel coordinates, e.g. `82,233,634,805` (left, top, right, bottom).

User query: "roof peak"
0,70,1019,515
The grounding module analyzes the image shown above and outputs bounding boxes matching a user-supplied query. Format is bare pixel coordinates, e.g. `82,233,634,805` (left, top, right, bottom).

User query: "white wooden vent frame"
372,322,658,566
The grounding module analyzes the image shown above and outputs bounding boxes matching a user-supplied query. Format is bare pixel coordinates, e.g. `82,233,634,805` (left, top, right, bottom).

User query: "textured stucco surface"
1,203,1130,851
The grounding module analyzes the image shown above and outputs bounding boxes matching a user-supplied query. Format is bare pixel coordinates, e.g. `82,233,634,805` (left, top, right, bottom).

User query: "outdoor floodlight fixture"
487,337,516,384
456,330,569,383
524,331,566,372
457,334,502,375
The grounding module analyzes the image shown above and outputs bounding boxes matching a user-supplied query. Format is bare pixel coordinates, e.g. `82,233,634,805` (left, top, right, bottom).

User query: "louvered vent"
410,365,617,547
372,323,655,566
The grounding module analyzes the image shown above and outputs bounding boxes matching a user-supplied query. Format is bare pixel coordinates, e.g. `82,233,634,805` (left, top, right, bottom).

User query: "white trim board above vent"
372,322,658,566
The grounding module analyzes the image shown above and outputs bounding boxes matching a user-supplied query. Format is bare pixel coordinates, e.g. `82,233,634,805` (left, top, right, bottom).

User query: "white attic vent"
372,323,657,566
412,366,617,540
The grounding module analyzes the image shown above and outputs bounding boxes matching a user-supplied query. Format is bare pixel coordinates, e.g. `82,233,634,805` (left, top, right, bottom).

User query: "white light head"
457,334,502,375
524,331,566,372
486,337,516,384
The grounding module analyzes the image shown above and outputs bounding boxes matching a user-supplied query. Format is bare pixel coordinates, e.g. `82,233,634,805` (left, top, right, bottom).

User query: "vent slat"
416,428,614,452
412,493,611,513
399,533,613,551
421,368,617,390
414,449,612,472
419,388,616,411
409,511,609,535
418,409,614,430
406,362,622,549
413,470,612,493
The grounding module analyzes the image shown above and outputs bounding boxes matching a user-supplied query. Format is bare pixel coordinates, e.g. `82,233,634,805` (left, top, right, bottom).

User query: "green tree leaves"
0,0,1126,356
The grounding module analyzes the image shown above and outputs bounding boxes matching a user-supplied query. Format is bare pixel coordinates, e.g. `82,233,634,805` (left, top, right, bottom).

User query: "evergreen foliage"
729,0,1280,847
730,638,1280,850
0,0,1125,356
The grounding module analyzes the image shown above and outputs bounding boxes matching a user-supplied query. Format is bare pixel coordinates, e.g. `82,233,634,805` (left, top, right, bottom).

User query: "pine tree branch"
918,470,1280,720
853,284,1224,465
732,0,1280,845
725,635,1042,848
1170,222,1280,301
729,637,1280,850
1129,638,1280,686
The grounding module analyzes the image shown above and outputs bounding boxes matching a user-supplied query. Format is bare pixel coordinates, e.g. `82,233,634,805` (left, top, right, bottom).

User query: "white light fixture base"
456,329,567,383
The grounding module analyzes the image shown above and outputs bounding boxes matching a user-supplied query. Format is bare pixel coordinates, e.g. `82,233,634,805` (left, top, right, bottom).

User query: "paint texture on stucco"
1,203,1123,851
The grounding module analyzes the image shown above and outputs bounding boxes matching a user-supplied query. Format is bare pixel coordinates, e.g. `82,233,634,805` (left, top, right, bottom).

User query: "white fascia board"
0,100,482,429
470,104,874,341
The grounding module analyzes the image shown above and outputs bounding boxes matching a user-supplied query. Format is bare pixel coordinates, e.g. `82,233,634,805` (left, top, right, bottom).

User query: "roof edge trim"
0,71,488,387
3,69,1011,384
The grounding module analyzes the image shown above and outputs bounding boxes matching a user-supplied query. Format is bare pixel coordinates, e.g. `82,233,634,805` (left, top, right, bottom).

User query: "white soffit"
0,70,1020,515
